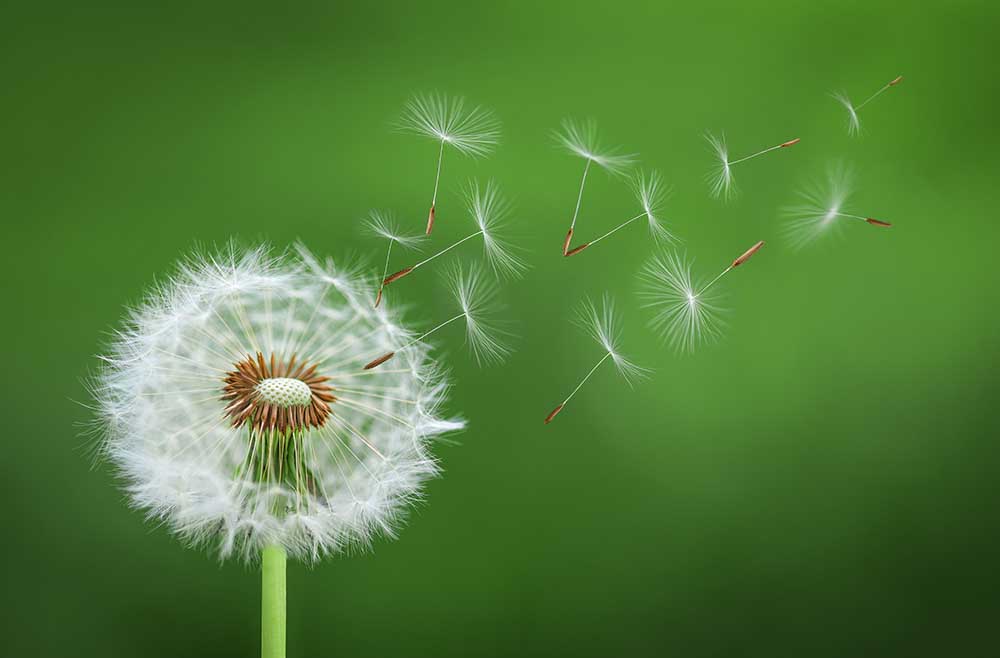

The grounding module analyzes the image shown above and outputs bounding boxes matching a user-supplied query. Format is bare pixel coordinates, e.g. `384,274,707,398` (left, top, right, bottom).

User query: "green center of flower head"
256,377,313,408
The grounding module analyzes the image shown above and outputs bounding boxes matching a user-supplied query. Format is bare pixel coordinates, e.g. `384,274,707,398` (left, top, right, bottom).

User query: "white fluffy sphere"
94,245,464,562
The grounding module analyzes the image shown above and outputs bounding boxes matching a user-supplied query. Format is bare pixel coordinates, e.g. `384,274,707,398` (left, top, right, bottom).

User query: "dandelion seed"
365,263,511,369
565,170,674,257
362,210,424,307
380,180,526,292
705,132,800,201
397,93,502,234
640,242,765,352
555,118,638,255
91,244,465,563
831,75,904,136
544,295,647,424
782,165,894,249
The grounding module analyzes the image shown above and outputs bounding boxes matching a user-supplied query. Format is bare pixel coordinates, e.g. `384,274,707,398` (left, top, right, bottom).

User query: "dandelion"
782,165,893,249
831,75,904,136
565,170,674,257
555,118,637,255
381,179,526,291
705,132,800,201
91,244,465,657
365,263,511,370
639,242,765,352
363,210,425,307
397,93,502,234
544,295,647,424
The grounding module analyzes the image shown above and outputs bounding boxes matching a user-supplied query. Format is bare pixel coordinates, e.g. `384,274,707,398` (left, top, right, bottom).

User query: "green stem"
261,545,287,658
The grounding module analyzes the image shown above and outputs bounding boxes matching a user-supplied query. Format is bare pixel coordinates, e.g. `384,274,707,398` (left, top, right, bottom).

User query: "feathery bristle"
576,295,648,386
447,263,513,365
831,91,861,136
832,76,904,136
555,118,637,175
639,251,726,352
363,210,425,250
397,93,501,157
704,132,734,200
465,179,528,279
783,164,893,247
632,169,675,243
782,164,853,249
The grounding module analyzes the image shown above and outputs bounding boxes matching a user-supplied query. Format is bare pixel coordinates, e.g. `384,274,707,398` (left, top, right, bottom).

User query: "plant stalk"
262,544,287,658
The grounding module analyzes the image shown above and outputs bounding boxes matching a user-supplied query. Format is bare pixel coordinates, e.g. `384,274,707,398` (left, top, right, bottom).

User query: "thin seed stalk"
262,545,287,658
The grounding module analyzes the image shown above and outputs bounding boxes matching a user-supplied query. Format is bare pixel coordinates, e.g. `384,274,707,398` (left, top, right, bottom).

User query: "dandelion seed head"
782,164,854,250
831,91,861,136
91,244,464,563
363,210,425,250
639,251,726,352
555,118,636,175
465,179,528,280
576,294,648,386
397,93,501,157
446,263,512,366
704,132,735,200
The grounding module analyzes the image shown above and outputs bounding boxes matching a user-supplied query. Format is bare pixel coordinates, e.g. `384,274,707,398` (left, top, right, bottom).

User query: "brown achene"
221,352,335,434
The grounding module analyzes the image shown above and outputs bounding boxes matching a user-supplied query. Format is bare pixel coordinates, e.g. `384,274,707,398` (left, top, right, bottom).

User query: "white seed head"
639,251,725,352
447,263,512,366
397,93,501,157
91,244,464,563
363,210,425,249
465,179,528,280
704,132,735,200
632,169,675,243
831,91,861,136
576,294,648,386
555,118,637,176
782,164,854,250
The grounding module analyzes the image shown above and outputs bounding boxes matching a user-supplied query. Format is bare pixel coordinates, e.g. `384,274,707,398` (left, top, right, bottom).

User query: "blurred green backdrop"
3,1,999,656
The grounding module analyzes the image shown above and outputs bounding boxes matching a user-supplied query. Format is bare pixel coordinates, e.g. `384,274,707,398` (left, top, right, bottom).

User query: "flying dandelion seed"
365,263,512,370
831,75,904,136
544,295,647,424
565,169,675,257
381,179,526,291
639,241,765,352
782,165,893,250
705,132,800,201
555,118,638,255
363,210,425,308
639,251,725,352
90,245,466,656
397,93,502,234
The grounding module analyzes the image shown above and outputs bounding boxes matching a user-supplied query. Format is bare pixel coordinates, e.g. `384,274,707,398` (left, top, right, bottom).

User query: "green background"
4,1,998,656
